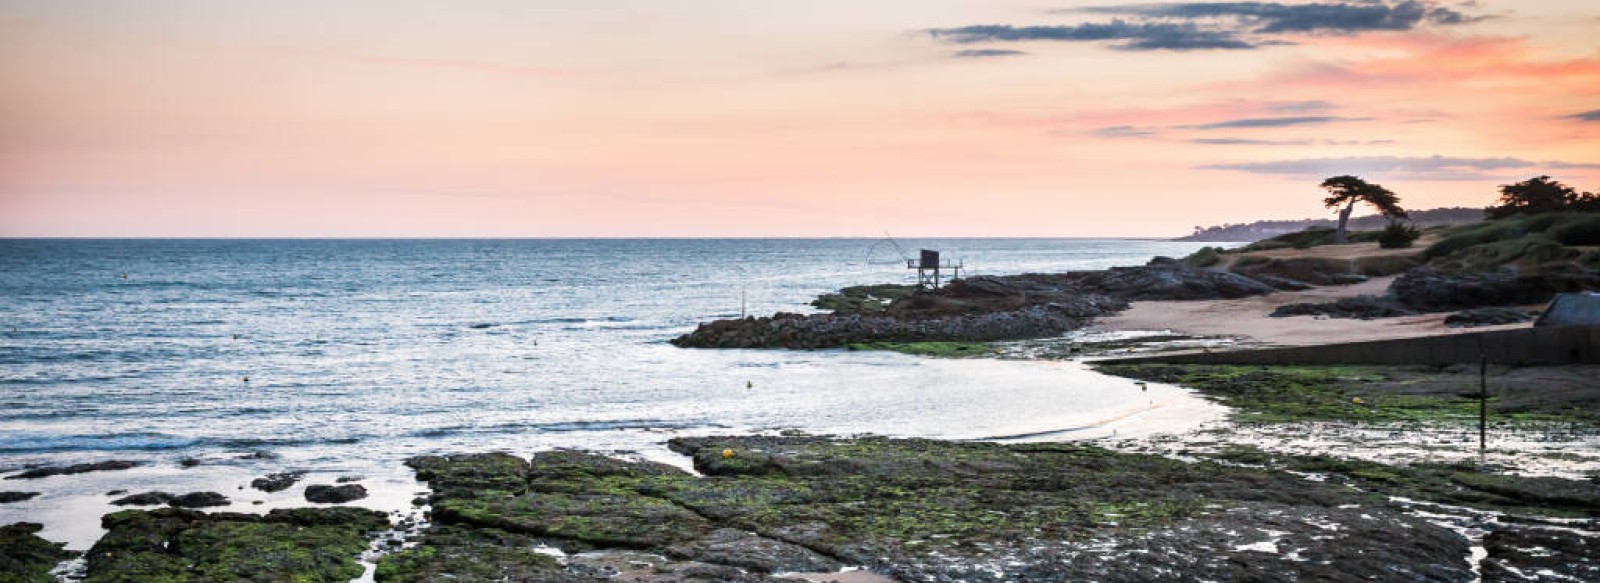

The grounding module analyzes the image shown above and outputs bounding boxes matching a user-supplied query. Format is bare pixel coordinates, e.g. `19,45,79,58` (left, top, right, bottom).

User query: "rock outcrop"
674,258,1275,349
1391,267,1599,312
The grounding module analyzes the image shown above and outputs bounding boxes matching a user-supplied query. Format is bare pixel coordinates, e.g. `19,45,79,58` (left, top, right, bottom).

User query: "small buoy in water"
1136,381,1148,392
1351,397,1362,404
721,449,734,459
746,381,753,389
243,376,250,383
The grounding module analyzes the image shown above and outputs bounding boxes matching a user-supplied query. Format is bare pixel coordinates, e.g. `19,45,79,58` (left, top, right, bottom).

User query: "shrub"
1422,222,1521,260
1183,246,1223,268
1377,222,1421,249
1547,213,1600,246
1230,255,1270,270
1239,227,1335,252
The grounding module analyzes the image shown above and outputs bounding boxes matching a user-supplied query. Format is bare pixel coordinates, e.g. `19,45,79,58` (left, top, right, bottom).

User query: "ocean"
0,238,1223,548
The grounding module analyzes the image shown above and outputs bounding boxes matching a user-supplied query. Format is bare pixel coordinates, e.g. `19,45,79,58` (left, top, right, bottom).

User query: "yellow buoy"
721,449,734,458
1351,397,1362,404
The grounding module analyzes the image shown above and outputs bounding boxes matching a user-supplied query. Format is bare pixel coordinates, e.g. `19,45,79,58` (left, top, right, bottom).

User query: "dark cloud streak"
1191,115,1372,129
1200,155,1550,180
928,1,1484,52
952,49,1028,58
1077,1,1483,34
927,21,1256,51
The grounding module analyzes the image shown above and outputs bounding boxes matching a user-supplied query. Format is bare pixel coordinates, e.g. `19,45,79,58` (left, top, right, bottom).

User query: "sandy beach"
1092,238,1537,346
1091,274,1531,346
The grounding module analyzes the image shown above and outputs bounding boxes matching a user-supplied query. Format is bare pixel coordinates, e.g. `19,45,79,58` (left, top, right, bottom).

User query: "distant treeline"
1177,207,1486,242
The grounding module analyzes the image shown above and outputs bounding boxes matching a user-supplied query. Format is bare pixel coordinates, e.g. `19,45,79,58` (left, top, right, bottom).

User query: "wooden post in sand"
1479,354,1488,458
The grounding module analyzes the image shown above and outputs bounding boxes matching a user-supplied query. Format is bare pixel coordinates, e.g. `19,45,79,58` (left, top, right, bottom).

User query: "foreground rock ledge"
390,436,1472,582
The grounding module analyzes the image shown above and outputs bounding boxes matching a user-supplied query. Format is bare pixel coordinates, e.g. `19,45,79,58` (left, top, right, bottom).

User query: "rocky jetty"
385,436,1478,582
673,258,1274,349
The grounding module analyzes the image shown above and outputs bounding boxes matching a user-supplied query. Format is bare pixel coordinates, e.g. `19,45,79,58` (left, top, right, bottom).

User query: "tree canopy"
1486,176,1599,219
1319,175,1405,244
1320,175,1406,218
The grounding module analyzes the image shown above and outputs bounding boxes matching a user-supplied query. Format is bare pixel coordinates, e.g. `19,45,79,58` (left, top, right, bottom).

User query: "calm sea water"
0,238,1221,548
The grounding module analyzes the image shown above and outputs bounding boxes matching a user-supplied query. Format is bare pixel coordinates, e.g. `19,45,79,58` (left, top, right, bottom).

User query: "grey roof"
1535,292,1600,327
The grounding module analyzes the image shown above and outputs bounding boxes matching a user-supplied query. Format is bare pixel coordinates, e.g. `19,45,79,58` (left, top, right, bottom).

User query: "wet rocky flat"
385,436,1485,582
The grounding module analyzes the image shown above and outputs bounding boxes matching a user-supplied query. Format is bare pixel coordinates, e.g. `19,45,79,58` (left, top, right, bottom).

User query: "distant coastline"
1177,206,1485,242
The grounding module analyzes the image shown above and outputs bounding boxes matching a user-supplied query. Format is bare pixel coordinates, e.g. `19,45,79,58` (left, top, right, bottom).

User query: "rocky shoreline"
10,427,1596,582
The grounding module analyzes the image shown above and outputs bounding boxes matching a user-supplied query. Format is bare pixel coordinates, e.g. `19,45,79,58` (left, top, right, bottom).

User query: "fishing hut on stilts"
909,249,963,289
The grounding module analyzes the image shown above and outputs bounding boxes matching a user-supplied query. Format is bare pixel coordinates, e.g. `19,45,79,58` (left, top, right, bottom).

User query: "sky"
1,0,1597,237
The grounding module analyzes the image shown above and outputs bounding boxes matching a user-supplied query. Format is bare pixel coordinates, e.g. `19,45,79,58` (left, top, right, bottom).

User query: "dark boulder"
112,491,174,506
0,491,39,504
1446,307,1536,328
251,472,303,493
1271,296,1420,320
305,484,368,504
170,491,230,508
5,460,142,480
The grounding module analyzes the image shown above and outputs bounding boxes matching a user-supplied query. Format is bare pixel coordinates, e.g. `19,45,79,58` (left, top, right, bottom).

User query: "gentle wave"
406,418,728,439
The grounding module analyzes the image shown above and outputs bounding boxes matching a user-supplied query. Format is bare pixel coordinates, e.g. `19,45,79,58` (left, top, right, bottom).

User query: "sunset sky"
2,1,1597,237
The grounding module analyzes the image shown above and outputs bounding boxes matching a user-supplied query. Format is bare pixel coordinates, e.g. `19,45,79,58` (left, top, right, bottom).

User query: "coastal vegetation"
1485,176,1600,219
1181,207,1483,243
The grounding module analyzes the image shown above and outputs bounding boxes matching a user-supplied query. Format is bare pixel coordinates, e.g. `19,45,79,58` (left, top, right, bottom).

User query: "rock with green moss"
1,522,73,583
401,436,1473,582
81,507,388,582
844,341,992,357
1097,363,1600,425
811,284,918,315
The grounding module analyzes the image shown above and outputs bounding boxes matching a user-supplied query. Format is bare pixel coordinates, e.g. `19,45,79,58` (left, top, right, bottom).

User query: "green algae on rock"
1095,363,1600,425
81,507,388,582
844,341,993,357
1,522,73,583
393,436,1473,582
